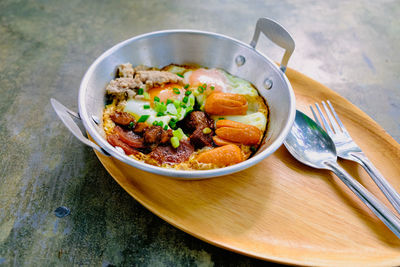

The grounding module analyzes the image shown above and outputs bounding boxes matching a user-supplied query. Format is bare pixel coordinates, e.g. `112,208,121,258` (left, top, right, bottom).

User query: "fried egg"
184,68,258,96
185,68,228,94
182,67,267,131
148,83,185,104
124,83,195,128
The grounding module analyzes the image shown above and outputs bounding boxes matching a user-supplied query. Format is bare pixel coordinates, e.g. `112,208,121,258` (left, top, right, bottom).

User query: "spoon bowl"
284,110,400,239
284,111,336,169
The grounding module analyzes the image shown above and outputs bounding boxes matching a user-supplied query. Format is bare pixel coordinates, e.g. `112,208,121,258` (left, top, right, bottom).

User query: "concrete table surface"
0,0,399,266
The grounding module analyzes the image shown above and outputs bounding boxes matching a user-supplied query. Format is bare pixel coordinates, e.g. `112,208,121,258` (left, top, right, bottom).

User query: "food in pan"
103,63,269,170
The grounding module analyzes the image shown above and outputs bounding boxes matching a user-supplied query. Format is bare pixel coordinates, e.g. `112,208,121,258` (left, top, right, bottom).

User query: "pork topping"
107,134,138,155
143,126,172,145
110,111,136,126
114,126,144,148
106,78,142,98
118,63,135,78
106,67,183,99
180,111,215,148
149,140,194,164
135,70,184,88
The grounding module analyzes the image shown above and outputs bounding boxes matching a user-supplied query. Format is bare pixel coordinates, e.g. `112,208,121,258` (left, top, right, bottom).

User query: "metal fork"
311,100,400,215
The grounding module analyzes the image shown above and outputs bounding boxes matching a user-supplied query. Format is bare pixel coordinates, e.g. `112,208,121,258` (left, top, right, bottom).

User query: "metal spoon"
284,110,400,239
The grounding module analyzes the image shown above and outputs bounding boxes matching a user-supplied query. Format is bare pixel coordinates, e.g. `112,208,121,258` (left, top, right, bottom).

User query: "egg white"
184,69,257,96
225,72,258,96
124,95,195,128
211,112,267,132
164,65,187,75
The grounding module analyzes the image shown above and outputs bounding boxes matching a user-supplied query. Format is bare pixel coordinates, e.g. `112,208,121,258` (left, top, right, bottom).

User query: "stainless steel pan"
51,17,296,179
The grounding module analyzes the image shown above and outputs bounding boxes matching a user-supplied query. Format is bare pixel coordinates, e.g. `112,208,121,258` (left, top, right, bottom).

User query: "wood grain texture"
93,68,400,266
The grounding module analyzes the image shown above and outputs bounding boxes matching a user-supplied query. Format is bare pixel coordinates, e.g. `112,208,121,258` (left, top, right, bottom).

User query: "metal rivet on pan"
263,78,273,90
92,115,100,125
235,55,246,66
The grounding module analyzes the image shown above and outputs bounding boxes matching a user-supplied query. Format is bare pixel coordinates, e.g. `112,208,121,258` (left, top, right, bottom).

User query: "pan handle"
50,98,110,156
250,18,295,73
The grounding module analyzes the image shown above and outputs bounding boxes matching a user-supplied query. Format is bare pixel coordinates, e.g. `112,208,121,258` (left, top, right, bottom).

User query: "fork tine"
310,105,322,127
322,101,341,134
315,103,334,134
327,100,349,134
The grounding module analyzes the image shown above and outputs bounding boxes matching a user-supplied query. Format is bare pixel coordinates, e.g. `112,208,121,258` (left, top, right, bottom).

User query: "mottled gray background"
0,0,399,266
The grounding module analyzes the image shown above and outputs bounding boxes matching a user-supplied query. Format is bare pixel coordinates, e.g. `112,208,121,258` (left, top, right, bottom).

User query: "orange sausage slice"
196,144,243,166
204,92,248,115
212,136,238,146
215,120,262,145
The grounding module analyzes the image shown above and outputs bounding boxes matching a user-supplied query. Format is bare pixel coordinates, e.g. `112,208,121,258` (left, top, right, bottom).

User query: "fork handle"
326,161,400,239
351,152,400,215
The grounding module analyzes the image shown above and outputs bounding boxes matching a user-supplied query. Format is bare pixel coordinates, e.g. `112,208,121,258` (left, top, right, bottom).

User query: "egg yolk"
189,68,227,95
148,83,185,105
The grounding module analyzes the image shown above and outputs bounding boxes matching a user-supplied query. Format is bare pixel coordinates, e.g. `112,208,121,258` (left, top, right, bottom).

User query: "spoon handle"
326,161,400,239
351,151,400,215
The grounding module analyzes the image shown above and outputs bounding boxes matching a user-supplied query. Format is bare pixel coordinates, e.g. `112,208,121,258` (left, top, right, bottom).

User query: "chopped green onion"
128,122,135,129
143,105,150,109
154,96,160,102
189,97,195,106
184,84,189,89
171,136,180,148
210,86,215,90
218,117,225,121
173,100,181,109
154,102,167,113
202,127,211,134
138,115,150,123
173,88,180,94
166,99,173,105
177,73,184,78
137,88,144,95
156,112,164,117
143,92,150,100
250,146,257,153
202,83,207,88
169,119,177,129
198,86,204,93
185,90,191,96
153,121,158,126
157,121,164,127
173,128,185,140
186,106,193,114
180,103,187,108
182,96,188,104
164,125,168,130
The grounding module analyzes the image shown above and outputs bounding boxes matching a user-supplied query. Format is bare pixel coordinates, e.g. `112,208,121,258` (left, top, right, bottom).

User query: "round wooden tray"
94,68,400,266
